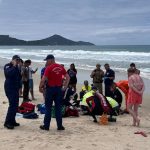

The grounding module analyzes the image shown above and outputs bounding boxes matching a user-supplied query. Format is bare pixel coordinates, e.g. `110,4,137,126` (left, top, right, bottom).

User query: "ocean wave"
1,48,150,64
0,48,150,80
1,48,150,56
40,49,150,56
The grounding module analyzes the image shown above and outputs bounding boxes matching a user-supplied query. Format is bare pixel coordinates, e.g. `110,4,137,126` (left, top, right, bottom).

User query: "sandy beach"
0,59,150,150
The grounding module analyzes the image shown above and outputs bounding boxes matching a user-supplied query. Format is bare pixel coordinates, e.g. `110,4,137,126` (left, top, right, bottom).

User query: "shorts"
29,79,33,89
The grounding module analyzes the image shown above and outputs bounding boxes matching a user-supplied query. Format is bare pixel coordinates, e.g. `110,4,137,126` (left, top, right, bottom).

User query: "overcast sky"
0,0,150,45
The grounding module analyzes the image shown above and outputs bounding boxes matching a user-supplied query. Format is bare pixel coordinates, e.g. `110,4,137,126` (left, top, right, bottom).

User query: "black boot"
57,126,65,130
39,125,49,131
4,124,14,129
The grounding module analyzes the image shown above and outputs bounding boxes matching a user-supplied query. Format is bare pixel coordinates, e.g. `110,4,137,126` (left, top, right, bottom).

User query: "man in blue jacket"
4,55,22,129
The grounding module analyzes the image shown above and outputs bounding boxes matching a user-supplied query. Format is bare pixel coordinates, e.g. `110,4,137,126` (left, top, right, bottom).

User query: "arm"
133,78,145,95
90,70,96,78
86,97,93,107
4,66,18,77
129,84,141,95
21,67,28,81
86,97,95,112
140,84,145,94
109,70,115,80
32,68,38,74
128,77,144,95
62,73,70,90
73,69,77,75
39,75,48,93
4,61,18,77
109,76,115,80
40,68,45,79
137,84,145,95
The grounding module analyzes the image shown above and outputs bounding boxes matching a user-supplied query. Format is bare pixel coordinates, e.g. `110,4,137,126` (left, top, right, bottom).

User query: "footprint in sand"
92,143,97,147
18,144,24,149
66,146,72,149
124,148,131,150
126,143,133,150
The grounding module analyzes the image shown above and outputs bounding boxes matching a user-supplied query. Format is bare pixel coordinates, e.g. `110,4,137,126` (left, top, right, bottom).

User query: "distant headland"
0,34,94,46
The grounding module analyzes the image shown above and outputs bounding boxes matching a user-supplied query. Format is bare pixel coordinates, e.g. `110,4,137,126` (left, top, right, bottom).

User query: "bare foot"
132,123,136,126
132,119,136,126
136,118,140,127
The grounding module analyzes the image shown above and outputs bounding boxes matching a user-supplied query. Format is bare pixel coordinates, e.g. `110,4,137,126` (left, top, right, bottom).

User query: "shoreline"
0,57,150,80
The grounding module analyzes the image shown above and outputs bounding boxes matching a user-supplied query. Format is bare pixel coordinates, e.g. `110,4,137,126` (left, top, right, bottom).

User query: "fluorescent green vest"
106,97,119,108
82,85,92,92
81,90,94,106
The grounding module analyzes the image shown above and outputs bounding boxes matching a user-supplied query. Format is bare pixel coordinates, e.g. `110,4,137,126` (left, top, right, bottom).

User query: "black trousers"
4,89,19,125
23,80,29,102
105,85,113,97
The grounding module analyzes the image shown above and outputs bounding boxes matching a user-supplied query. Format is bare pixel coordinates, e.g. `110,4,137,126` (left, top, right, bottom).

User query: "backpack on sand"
65,106,79,117
37,104,46,114
51,105,66,118
18,102,35,114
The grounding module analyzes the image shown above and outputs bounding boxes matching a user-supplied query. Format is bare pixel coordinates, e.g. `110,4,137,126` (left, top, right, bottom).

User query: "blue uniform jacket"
104,69,115,85
4,63,22,93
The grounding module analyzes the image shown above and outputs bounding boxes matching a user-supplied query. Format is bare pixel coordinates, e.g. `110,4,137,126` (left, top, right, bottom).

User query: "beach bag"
18,102,35,114
37,104,46,114
99,113,108,125
96,93,111,113
51,105,66,118
65,106,79,117
23,112,39,119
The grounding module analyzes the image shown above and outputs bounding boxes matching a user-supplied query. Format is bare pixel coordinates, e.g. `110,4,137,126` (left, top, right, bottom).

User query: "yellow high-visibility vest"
81,90,94,106
82,85,91,92
106,97,119,108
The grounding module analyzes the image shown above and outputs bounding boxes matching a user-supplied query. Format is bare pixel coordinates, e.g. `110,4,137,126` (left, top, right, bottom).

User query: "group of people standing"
21,59,38,102
89,62,144,126
90,63,115,97
3,54,144,130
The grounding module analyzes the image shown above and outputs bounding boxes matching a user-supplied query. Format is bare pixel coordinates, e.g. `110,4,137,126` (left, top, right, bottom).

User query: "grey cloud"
0,0,150,44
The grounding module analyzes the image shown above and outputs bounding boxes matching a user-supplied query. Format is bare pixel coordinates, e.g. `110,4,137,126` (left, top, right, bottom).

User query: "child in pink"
127,68,145,126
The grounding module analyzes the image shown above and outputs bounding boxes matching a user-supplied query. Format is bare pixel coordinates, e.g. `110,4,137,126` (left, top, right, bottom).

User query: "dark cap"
12,55,21,60
44,54,55,61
